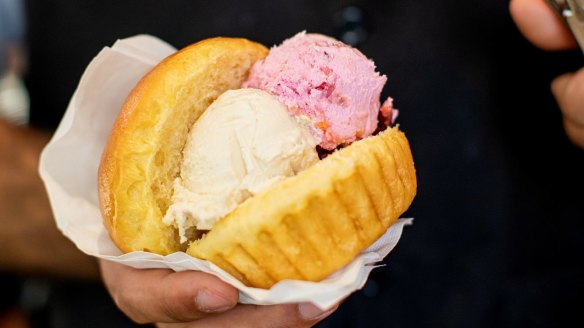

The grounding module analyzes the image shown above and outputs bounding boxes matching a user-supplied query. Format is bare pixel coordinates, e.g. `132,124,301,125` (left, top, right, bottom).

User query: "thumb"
99,259,239,324
509,0,577,51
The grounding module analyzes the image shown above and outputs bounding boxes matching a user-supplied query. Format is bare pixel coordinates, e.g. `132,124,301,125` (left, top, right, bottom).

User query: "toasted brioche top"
98,38,269,254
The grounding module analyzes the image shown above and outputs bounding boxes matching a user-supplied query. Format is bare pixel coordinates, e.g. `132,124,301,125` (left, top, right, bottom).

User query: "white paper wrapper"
38,34,413,311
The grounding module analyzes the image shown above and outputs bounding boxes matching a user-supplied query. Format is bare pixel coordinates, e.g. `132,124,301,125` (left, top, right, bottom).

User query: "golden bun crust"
188,126,416,288
98,37,269,254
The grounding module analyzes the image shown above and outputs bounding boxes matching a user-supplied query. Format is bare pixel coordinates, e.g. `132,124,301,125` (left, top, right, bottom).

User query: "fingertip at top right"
509,0,577,50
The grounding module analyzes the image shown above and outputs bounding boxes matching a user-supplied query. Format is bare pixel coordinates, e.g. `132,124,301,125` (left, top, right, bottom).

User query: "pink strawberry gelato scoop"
243,32,394,150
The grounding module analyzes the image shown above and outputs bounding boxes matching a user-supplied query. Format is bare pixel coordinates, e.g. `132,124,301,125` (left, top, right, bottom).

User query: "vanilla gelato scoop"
163,88,319,243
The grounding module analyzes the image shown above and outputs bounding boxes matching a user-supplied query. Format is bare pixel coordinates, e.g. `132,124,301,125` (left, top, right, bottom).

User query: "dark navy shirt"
20,0,584,327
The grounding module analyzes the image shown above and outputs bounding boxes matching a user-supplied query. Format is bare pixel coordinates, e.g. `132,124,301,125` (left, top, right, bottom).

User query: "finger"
99,260,239,324
157,302,339,328
563,118,584,149
551,70,584,148
509,0,577,50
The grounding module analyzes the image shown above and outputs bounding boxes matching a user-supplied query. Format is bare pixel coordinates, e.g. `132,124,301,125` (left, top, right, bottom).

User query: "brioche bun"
98,37,416,288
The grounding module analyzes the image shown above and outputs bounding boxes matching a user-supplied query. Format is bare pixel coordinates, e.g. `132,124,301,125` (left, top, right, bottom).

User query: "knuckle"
159,282,194,322
111,291,151,324
261,305,308,328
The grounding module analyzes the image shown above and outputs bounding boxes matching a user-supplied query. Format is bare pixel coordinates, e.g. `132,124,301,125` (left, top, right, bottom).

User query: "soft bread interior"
98,38,269,254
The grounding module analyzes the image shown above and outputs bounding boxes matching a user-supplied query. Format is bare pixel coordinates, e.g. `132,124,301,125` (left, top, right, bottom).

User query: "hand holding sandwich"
96,32,415,326
100,260,337,327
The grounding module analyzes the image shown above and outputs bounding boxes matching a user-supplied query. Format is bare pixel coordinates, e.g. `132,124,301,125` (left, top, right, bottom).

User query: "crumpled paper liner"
38,34,412,310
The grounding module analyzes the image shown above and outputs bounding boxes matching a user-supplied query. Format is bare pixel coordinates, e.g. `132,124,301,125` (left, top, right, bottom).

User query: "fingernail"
298,303,335,321
195,289,234,313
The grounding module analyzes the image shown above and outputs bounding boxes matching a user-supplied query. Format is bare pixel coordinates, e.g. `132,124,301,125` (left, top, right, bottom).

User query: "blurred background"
1,0,583,327
0,0,28,125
